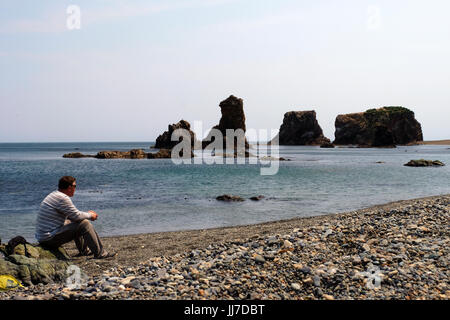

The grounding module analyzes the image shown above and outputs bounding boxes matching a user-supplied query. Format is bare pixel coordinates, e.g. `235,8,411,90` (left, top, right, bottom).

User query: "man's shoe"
73,249,93,257
94,251,117,259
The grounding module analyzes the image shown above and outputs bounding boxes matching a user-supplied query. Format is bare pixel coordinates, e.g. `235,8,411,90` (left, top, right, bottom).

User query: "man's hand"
89,210,98,221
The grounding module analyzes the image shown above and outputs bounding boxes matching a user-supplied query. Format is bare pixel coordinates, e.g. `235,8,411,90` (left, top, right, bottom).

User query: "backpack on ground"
5,236,31,258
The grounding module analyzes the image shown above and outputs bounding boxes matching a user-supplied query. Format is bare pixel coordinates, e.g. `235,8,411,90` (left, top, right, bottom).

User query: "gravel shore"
1,194,449,300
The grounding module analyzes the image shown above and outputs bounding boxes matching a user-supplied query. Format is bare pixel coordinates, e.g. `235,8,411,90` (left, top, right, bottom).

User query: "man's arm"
58,196,94,222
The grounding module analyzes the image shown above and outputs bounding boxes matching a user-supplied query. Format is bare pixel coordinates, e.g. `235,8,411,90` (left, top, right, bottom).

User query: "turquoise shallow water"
0,142,449,242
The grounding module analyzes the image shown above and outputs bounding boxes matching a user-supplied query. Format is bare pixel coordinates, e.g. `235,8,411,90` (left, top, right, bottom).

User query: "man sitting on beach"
35,176,115,259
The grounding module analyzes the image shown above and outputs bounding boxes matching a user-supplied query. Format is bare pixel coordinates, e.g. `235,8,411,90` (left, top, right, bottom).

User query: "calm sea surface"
0,142,449,242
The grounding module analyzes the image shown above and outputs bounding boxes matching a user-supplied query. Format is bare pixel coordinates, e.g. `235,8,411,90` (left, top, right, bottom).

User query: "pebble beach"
1,194,449,300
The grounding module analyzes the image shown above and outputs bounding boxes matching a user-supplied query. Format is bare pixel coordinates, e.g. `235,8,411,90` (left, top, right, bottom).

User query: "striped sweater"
35,190,93,242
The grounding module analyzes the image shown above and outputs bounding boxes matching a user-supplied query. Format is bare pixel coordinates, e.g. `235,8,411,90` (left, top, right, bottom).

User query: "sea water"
0,142,449,242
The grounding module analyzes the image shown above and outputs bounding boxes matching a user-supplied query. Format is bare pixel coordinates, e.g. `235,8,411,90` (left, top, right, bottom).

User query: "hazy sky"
1,0,449,142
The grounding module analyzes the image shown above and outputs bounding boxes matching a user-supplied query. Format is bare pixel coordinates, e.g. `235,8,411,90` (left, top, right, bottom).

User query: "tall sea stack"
271,110,331,145
202,95,250,152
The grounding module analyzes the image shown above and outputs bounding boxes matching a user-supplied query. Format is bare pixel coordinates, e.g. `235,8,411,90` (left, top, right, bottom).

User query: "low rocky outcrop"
404,159,445,167
147,149,195,159
63,121,197,160
334,107,423,147
259,156,291,161
63,149,147,159
212,151,255,158
63,152,95,158
147,149,171,159
202,95,250,156
216,194,266,202
270,111,331,146
0,243,73,286
320,142,335,148
96,149,148,159
216,195,245,202
154,120,197,150
63,149,193,159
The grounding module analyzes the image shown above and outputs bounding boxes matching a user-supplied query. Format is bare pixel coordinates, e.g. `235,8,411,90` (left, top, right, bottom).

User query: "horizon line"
1,138,449,144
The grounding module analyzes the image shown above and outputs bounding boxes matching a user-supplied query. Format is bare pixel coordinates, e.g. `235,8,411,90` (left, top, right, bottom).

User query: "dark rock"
147,149,171,159
94,149,147,159
320,142,335,148
271,111,331,146
147,148,194,159
154,120,197,150
313,275,321,287
404,159,445,167
259,156,291,161
63,152,95,158
62,151,136,159
216,95,246,132
334,107,423,147
299,266,312,274
250,195,265,201
216,195,245,202
129,279,142,289
64,147,194,160
202,95,250,155
95,150,133,159
94,151,123,159
128,149,148,159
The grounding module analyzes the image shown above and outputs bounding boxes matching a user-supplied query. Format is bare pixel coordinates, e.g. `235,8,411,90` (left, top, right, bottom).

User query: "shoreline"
65,193,449,277
2,193,449,300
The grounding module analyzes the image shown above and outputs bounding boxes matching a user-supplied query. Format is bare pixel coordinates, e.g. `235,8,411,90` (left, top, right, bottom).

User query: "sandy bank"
419,140,450,145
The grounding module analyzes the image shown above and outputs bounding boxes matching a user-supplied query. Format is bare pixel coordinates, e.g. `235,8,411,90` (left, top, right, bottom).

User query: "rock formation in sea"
216,194,245,202
63,150,146,159
320,141,335,148
404,159,445,167
63,148,193,159
249,195,265,201
334,107,423,147
154,120,197,150
62,152,94,158
259,156,291,161
96,149,148,159
147,148,194,159
270,111,331,146
202,95,250,156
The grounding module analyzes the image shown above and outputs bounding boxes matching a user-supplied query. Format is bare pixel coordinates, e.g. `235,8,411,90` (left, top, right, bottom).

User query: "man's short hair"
58,176,76,190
